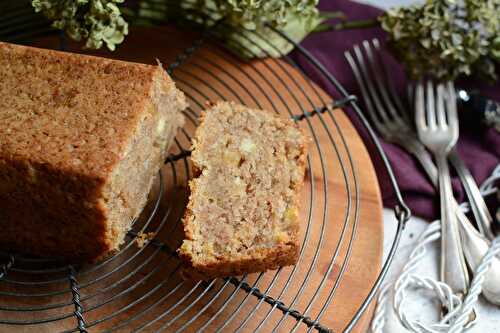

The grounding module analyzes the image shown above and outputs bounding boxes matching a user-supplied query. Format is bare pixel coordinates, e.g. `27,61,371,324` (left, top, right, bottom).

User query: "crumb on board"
135,232,156,248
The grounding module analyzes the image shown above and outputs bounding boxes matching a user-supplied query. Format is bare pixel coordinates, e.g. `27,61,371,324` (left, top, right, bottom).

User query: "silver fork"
450,152,496,240
345,39,500,305
345,40,438,182
348,39,494,241
414,81,469,295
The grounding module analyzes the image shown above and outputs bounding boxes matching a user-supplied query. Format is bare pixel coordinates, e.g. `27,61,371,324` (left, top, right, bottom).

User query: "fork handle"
449,149,495,240
408,143,499,306
437,155,470,296
412,144,495,239
405,141,438,186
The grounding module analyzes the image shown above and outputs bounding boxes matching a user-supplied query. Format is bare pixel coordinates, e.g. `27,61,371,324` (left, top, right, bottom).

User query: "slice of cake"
179,102,308,279
0,42,187,261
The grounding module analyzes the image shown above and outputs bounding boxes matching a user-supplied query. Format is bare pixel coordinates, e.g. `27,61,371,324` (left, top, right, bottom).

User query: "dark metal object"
457,89,500,132
68,266,87,333
0,9,410,333
291,95,358,122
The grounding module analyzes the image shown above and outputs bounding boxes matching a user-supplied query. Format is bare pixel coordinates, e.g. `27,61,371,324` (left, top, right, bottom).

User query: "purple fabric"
291,0,500,220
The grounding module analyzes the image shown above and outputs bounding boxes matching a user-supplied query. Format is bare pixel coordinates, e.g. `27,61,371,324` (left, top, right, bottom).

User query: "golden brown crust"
179,243,299,280
0,42,170,178
178,101,308,280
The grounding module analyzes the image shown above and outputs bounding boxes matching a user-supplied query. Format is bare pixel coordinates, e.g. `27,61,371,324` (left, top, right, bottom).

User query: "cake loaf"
179,102,308,279
0,42,187,261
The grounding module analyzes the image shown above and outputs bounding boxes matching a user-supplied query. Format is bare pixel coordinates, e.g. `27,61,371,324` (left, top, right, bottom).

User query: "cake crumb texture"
0,42,186,261
179,102,308,279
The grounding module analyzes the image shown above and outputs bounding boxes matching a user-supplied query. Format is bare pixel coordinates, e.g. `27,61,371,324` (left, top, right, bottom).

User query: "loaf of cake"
179,102,308,279
0,42,187,261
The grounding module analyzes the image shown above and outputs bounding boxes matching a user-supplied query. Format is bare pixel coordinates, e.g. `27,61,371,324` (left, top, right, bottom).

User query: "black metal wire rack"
0,2,411,332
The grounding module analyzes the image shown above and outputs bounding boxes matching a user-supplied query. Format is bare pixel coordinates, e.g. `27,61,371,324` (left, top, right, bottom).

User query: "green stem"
319,10,347,21
314,18,380,33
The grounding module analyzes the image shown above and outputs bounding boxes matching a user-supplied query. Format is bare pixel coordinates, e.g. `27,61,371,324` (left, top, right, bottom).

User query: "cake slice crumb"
178,101,308,280
135,232,156,248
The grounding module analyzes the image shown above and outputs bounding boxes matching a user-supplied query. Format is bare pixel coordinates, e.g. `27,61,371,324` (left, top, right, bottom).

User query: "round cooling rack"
0,8,410,333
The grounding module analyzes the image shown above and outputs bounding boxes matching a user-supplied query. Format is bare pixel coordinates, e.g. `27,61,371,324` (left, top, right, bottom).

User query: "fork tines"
344,39,408,132
415,81,458,132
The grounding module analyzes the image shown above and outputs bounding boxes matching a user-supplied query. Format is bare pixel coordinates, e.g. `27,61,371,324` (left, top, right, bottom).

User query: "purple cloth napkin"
291,0,500,220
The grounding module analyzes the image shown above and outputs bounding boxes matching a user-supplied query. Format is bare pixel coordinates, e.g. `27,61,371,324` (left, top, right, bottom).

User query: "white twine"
371,165,500,333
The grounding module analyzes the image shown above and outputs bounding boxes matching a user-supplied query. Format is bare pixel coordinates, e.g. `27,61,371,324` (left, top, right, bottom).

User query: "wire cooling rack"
0,3,411,332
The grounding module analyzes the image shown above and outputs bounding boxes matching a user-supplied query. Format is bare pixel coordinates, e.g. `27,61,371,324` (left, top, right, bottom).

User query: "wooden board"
1,26,383,332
